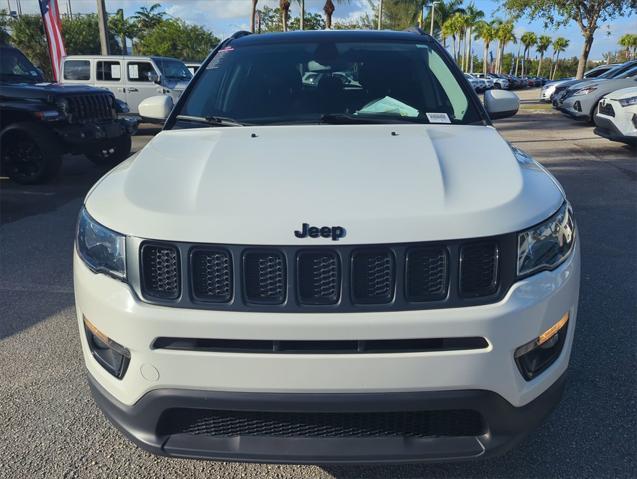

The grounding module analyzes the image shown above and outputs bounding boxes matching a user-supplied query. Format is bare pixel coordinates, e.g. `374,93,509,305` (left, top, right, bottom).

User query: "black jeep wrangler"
0,44,137,184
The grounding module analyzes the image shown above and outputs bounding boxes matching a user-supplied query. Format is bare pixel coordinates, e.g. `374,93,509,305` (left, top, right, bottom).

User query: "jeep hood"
85,124,564,244
0,82,109,101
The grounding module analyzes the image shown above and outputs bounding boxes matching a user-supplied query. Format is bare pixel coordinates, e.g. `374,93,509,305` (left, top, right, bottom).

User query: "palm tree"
441,18,458,61
395,0,463,48
109,9,137,55
520,31,537,76
280,0,291,31
250,0,259,32
494,21,515,74
134,3,165,33
462,3,484,73
444,13,465,65
536,34,551,77
455,13,469,67
323,0,349,30
619,33,637,61
551,37,569,80
475,20,496,74
299,0,305,30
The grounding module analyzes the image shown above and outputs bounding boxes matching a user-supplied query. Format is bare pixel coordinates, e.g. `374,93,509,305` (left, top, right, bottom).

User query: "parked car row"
465,73,548,93
541,60,637,146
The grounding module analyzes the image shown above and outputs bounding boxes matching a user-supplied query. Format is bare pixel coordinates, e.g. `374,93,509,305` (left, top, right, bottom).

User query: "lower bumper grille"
160,409,486,439
152,336,489,354
598,102,615,117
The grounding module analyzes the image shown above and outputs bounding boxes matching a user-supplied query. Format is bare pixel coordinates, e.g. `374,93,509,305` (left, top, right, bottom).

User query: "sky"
7,0,637,61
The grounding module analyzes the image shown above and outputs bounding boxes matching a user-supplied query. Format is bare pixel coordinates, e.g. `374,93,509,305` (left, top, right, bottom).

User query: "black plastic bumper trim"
88,372,566,465
151,336,489,354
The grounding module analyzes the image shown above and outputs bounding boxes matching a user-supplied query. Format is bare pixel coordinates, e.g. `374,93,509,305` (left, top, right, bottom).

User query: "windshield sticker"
426,112,451,124
110,64,121,79
128,64,139,79
207,46,234,70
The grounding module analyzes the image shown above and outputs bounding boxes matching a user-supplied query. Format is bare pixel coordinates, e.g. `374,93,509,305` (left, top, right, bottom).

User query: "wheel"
1,131,61,185
87,135,132,166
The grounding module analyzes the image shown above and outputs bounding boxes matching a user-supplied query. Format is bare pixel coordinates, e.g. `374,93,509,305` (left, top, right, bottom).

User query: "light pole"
426,1,440,36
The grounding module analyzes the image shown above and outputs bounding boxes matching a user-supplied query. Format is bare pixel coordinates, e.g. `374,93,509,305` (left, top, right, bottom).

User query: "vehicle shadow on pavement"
0,155,110,225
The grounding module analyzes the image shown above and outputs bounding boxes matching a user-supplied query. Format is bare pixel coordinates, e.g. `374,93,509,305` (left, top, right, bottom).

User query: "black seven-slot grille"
159,408,486,439
138,235,516,312
65,93,115,123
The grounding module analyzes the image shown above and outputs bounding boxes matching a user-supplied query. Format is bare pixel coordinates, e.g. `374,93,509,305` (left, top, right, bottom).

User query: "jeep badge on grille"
294,223,346,241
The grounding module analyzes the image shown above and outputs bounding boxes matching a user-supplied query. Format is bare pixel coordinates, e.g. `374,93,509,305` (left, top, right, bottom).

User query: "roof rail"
404,26,433,38
230,31,252,40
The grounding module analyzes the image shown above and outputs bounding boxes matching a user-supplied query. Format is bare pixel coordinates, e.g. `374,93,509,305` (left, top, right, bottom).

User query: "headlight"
114,98,130,114
573,87,597,96
618,95,637,107
76,207,126,280
517,203,575,277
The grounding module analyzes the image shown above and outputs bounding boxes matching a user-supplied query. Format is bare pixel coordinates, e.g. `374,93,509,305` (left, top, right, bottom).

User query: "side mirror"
484,90,519,120
147,71,160,84
138,95,174,121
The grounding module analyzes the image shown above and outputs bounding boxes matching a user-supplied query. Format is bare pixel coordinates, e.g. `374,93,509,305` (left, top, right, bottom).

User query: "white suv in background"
594,86,637,146
61,55,192,114
74,29,580,464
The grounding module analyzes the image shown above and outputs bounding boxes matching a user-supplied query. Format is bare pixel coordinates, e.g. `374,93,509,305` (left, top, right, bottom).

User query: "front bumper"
88,370,567,464
594,114,637,145
559,97,592,121
54,117,137,147
74,237,580,463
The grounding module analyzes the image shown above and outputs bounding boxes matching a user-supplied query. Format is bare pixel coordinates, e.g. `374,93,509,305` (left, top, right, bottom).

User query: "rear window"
64,60,90,81
177,40,481,126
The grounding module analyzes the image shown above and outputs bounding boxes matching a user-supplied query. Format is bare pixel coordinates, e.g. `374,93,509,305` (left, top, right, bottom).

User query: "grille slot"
352,250,395,304
191,249,232,302
243,251,286,304
141,243,180,299
159,409,486,439
297,251,340,305
406,247,449,302
459,242,499,297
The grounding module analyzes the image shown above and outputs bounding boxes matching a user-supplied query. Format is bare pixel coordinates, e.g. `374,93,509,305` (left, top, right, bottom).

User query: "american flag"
38,0,66,82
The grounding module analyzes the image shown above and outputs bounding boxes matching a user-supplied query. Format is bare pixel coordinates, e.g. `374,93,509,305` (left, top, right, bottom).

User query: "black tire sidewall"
2,130,62,185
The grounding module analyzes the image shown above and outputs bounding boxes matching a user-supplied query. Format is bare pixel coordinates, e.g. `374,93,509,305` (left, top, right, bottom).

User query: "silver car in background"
559,65,637,122
540,64,621,102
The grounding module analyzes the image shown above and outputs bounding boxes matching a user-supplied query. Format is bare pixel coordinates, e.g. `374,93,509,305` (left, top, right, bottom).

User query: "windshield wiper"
319,113,428,125
175,114,247,127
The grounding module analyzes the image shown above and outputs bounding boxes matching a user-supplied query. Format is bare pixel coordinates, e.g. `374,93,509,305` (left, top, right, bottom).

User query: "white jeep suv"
74,29,580,464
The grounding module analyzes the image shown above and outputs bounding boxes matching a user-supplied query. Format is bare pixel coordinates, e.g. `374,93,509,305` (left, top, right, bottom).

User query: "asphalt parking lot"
1,89,635,479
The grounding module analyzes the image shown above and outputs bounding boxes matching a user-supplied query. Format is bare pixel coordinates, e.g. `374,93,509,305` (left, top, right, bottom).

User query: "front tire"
87,135,132,167
1,131,61,185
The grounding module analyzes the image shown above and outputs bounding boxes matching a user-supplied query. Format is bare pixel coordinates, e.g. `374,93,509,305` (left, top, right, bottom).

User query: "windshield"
0,48,44,83
175,40,481,126
153,58,192,81
616,66,637,79
600,62,636,79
